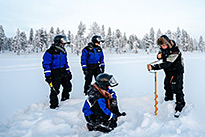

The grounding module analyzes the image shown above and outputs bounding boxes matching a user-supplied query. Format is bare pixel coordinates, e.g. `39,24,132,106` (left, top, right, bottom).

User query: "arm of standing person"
42,52,52,83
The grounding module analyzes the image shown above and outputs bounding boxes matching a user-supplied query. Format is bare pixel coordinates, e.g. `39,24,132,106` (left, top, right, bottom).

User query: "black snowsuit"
42,45,72,108
152,44,185,112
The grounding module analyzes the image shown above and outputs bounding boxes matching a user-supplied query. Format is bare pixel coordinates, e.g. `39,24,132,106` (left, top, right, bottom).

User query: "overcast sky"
0,0,205,39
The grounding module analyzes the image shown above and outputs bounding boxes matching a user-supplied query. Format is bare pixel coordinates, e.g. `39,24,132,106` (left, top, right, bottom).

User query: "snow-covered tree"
75,21,86,54
128,34,135,50
181,29,189,52
198,36,204,52
166,30,172,39
142,34,150,54
122,33,128,50
156,29,162,40
105,27,113,51
88,22,101,39
175,27,181,48
149,27,155,53
114,29,122,53
19,31,27,53
0,25,6,53
12,29,21,55
101,25,106,48
48,27,55,47
56,27,60,35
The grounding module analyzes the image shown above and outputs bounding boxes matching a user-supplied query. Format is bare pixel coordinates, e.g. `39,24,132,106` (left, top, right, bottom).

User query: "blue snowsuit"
42,45,72,108
81,42,105,94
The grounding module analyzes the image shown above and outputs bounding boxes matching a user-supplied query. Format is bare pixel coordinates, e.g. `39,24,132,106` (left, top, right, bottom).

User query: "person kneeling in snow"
147,35,185,118
82,73,126,132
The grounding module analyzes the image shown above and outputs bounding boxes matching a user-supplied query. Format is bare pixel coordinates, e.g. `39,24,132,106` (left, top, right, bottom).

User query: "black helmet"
54,35,70,45
91,35,105,44
96,73,118,90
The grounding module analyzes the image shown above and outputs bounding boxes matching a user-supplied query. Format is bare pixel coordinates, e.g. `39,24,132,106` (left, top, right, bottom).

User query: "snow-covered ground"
0,51,205,137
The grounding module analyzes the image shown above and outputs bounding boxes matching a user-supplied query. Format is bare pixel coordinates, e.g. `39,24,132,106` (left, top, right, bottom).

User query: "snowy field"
0,51,205,137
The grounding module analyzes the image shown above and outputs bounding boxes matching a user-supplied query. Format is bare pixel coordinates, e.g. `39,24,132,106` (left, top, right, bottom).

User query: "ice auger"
148,60,159,115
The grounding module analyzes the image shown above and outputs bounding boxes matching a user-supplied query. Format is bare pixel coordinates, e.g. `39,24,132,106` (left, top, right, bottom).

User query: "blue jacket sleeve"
82,100,94,116
98,98,115,119
100,50,105,68
42,52,52,77
81,48,88,69
108,89,117,99
65,53,70,73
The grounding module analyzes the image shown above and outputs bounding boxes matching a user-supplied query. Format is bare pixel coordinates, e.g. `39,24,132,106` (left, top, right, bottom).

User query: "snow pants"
164,73,185,111
84,67,101,94
50,74,72,108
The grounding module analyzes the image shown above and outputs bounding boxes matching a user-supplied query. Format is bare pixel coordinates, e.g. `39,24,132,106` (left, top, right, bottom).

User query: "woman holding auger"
147,35,185,118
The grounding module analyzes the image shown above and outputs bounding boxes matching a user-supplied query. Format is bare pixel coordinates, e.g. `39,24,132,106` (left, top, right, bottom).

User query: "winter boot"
86,123,94,131
164,96,173,101
50,104,59,109
175,102,185,112
61,95,70,101
174,111,181,118
174,101,185,117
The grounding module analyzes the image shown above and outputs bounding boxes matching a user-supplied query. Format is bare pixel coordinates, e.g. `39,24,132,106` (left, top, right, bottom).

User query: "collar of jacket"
54,45,66,54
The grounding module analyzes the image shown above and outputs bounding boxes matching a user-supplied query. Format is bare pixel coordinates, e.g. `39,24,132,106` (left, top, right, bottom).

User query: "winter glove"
100,67,105,73
147,64,152,71
83,68,88,76
68,72,72,80
118,112,126,117
45,76,52,84
157,53,162,59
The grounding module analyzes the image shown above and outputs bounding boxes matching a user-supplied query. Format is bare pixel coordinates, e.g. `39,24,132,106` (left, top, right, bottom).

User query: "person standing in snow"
81,35,105,95
147,35,185,117
82,73,126,132
42,35,72,109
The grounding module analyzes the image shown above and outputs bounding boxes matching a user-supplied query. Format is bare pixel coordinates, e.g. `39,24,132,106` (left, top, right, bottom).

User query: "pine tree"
76,21,86,54
56,27,60,35
122,33,127,50
105,27,113,51
115,29,122,53
128,34,135,51
189,38,194,52
101,25,106,48
67,30,74,53
0,25,6,53
156,29,162,40
48,27,55,46
34,30,40,53
198,36,204,52
149,27,155,53
181,29,189,52
13,29,21,55
61,30,65,36
19,31,27,53
89,22,101,39
142,34,150,54
175,27,181,48
133,35,139,53
28,28,34,53
166,30,172,39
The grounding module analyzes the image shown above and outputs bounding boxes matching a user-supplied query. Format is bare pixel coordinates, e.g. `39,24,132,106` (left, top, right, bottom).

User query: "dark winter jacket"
153,44,184,75
42,45,71,78
81,42,105,69
82,85,117,119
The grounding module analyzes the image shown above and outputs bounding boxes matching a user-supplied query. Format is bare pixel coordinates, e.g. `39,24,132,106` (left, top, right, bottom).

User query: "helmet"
91,35,105,44
96,73,118,90
54,35,70,45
